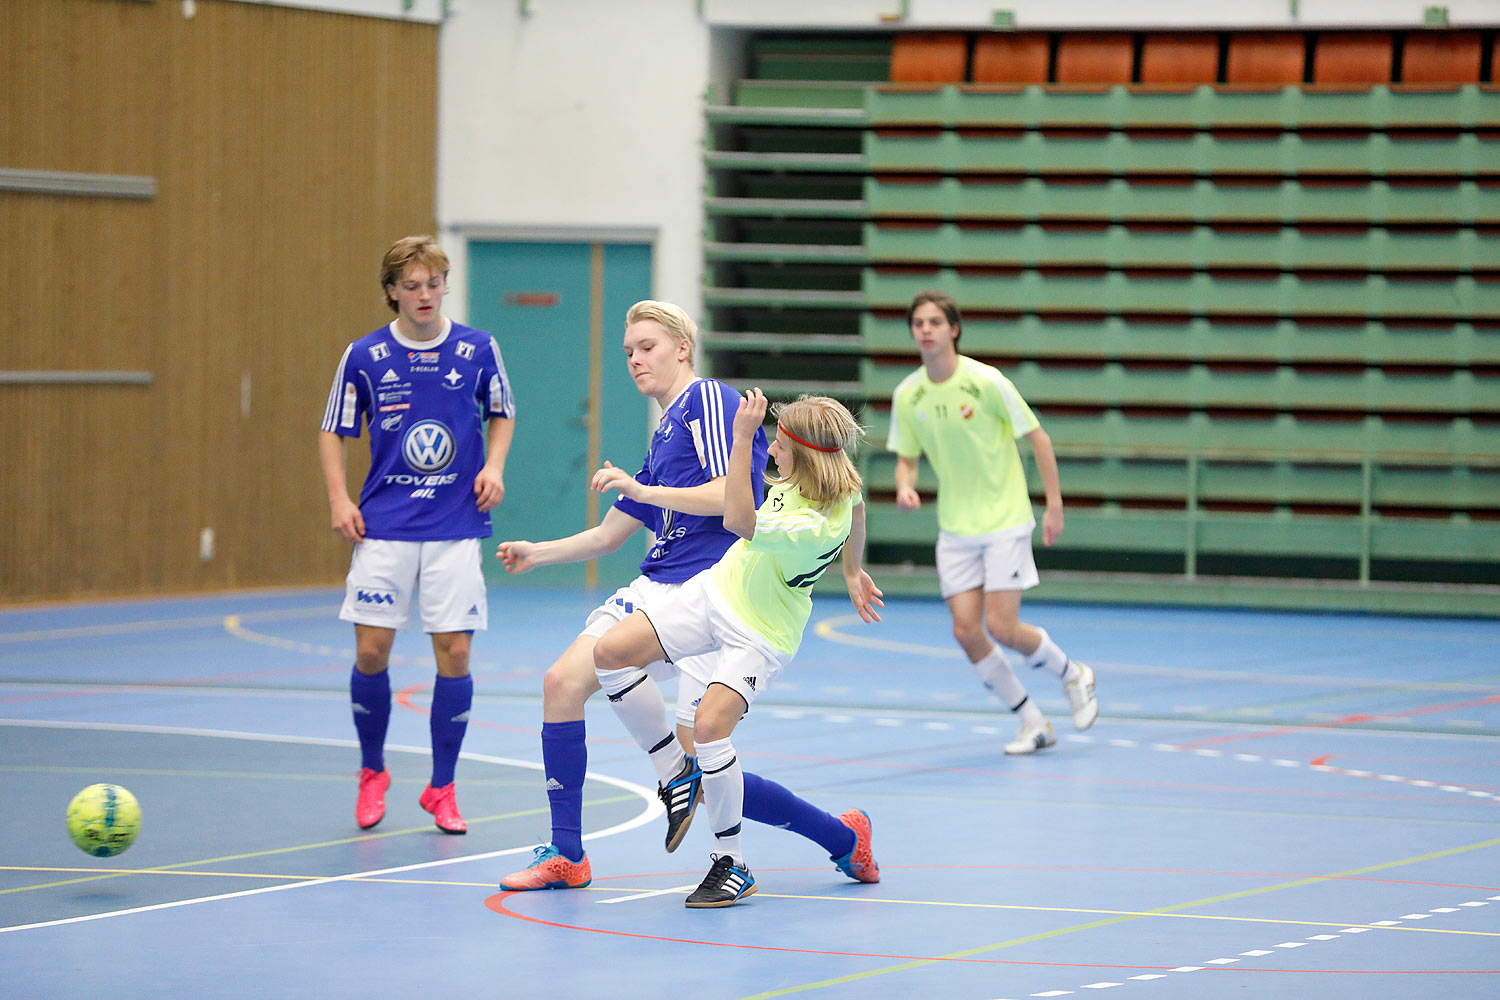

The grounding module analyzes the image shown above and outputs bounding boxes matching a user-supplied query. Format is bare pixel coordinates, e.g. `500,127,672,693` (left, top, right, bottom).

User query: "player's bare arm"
592,461,729,516
318,431,365,542
843,501,884,623
894,454,922,511
1025,426,1064,546
722,388,768,539
497,506,643,574
475,416,514,513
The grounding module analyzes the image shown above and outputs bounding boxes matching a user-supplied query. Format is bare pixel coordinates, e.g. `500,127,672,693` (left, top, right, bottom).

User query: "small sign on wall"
502,292,560,307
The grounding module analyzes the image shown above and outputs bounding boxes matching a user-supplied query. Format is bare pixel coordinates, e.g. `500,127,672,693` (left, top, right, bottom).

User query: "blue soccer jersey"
321,319,515,541
612,377,767,584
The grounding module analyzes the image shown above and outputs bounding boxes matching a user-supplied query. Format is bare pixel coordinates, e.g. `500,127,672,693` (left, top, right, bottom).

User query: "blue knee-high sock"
743,771,855,859
350,667,391,773
541,720,587,862
429,674,473,788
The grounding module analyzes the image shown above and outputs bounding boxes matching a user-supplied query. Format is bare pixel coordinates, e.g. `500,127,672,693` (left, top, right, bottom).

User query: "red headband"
777,422,843,453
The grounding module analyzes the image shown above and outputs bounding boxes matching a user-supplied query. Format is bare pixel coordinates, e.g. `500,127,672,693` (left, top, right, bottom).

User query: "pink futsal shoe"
498,845,593,891
356,768,390,829
418,782,467,834
831,808,879,883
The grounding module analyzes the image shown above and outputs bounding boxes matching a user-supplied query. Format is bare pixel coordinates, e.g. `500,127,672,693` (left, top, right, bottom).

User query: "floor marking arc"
0,720,659,929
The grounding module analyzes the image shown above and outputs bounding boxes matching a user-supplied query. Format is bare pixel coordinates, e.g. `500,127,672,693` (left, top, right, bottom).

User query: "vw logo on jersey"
402,420,456,473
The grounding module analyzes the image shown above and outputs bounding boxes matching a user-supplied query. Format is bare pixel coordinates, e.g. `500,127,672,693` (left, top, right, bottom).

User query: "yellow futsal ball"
66,783,141,858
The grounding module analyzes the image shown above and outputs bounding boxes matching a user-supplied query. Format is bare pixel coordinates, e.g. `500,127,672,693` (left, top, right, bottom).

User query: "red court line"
486,891,1497,973
1175,694,1500,751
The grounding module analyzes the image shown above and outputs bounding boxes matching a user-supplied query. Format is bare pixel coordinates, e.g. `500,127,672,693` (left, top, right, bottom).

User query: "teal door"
467,239,652,589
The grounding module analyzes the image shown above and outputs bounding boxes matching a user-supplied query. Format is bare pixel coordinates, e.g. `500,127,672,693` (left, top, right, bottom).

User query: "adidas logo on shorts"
545,778,565,791
742,676,757,691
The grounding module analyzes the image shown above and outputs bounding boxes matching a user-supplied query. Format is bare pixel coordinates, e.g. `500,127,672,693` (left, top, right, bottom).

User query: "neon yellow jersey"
712,483,854,656
888,355,1041,536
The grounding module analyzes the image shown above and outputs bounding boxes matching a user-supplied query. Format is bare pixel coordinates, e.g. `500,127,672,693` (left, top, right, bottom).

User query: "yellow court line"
0,794,635,896
736,834,1500,999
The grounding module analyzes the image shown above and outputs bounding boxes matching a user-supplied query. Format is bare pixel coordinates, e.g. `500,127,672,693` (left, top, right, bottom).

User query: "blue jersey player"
495,301,877,893
318,235,515,835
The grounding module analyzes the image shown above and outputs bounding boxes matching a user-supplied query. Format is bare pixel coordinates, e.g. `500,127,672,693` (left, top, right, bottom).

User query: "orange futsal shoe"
418,782,467,834
831,808,879,883
498,845,592,891
356,768,390,830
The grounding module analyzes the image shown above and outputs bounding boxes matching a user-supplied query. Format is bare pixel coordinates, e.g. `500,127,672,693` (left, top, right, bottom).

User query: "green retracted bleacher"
702,28,1500,615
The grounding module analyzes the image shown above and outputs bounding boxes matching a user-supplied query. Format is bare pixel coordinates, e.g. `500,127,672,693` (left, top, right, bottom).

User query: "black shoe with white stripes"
658,755,703,853
684,854,757,908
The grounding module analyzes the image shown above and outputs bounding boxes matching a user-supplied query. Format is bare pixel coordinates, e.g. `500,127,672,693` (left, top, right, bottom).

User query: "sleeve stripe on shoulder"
701,380,730,476
320,343,355,432
487,336,516,417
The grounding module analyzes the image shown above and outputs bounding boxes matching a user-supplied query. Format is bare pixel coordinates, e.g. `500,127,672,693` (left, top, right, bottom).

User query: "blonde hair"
625,299,698,350
380,235,450,314
770,395,864,509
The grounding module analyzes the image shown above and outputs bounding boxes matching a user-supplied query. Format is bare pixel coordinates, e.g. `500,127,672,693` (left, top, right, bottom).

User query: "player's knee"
951,619,984,649
692,715,730,746
354,648,390,675
691,692,740,745
593,632,629,675
543,659,599,712
987,622,1025,652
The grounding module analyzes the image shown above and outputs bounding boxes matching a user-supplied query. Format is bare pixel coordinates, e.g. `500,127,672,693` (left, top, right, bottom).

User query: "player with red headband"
497,304,879,895
593,389,883,907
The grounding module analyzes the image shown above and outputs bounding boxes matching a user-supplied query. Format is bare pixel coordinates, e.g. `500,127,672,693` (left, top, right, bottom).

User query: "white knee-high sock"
975,648,1043,726
597,667,684,785
1024,627,1070,677
695,735,744,866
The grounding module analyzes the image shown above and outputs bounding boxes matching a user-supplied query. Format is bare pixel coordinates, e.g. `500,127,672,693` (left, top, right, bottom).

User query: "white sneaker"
1064,661,1098,731
1004,719,1056,755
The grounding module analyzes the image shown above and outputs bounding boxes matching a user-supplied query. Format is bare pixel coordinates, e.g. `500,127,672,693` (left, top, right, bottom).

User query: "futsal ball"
66,783,141,858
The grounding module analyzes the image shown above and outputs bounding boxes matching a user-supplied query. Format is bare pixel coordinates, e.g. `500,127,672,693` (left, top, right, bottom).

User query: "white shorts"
936,523,1040,598
583,575,738,727
637,569,791,714
339,537,488,633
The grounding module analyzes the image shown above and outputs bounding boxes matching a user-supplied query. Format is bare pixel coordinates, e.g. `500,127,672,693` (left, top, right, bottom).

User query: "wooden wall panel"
1,0,435,602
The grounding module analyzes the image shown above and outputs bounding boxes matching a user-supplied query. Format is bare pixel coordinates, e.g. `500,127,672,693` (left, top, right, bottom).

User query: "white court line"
0,720,660,934
596,883,697,904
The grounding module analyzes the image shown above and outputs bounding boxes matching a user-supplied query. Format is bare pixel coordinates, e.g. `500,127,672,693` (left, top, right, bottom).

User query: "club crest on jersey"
402,420,456,473
408,350,441,373
960,402,974,419
441,368,465,390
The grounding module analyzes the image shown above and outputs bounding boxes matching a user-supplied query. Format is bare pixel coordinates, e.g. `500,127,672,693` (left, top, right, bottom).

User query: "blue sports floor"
1,588,1497,999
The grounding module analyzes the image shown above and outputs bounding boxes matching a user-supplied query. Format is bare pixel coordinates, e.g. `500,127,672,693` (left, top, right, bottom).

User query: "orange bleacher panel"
971,32,1050,84
1140,33,1220,86
1313,31,1395,86
1226,32,1305,86
1056,33,1134,85
890,33,969,84
1401,30,1482,85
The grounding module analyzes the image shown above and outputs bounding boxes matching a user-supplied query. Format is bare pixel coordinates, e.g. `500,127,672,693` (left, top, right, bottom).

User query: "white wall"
437,0,711,325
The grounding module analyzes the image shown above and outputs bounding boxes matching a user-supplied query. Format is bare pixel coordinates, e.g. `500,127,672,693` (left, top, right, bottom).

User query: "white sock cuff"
1027,628,1067,674
596,665,649,699
696,735,736,773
